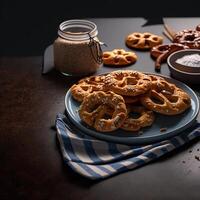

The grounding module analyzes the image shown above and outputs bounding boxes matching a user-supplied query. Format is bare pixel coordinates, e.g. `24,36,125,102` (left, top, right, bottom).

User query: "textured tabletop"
1,18,200,200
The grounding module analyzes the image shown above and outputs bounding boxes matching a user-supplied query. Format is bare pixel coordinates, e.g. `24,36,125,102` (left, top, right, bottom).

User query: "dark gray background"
1,0,200,56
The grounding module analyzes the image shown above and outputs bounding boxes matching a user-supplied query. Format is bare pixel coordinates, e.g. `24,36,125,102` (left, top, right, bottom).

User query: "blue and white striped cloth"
56,113,200,180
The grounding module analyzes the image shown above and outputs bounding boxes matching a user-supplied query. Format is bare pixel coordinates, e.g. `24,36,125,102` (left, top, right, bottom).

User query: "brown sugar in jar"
54,20,103,76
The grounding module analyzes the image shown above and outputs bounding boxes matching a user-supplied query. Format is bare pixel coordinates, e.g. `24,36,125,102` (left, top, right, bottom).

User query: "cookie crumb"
197,148,199,151
189,150,192,153
138,130,143,135
160,128,167,132
182,160,186,163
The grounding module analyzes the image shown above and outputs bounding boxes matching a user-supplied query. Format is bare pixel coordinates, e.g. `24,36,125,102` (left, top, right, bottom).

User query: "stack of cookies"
70,70,191,133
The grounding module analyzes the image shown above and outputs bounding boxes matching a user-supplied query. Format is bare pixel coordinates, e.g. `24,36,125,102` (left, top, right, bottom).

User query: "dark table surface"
1,18,200,200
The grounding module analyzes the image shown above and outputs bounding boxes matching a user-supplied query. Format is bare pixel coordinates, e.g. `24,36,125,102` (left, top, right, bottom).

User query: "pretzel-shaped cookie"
78,75,106,85
70,75,106,102
151,44,171,58
79,91,127,132
122,96,139,104
103,49,137,66
126,32,163,50
151,43,189,71
104,70,152,96
140,75,191,115
173,28,200,49
121,105,155,131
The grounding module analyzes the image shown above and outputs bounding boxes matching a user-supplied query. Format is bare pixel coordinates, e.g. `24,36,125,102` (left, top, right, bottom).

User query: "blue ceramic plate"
65,74,199,145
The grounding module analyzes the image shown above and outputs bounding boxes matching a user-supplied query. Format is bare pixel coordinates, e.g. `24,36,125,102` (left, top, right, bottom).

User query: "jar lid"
58,19,98,41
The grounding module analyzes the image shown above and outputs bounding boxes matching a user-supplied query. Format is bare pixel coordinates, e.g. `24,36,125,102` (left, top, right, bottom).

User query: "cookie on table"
126,32,163,50
102,49,137,66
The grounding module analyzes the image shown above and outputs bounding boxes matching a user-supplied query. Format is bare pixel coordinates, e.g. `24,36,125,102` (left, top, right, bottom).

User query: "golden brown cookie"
70,75,106,102
126,32,163,50
122,96,139,104
140,75,191,115
103,49,137,66
79,91,127,132
121,105,155,131
104,70,152,96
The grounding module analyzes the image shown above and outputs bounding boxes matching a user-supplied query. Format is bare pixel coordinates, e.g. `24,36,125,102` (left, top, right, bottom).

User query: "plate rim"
65,72,200,144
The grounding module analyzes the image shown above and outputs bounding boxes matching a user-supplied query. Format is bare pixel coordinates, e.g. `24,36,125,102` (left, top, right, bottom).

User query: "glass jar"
53,19,103,76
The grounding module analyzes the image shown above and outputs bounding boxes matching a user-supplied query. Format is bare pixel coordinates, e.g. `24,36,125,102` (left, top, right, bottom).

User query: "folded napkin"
55,113,200,180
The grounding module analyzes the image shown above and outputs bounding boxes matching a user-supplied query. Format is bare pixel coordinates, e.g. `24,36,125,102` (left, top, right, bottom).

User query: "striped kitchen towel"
55,113,200,180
